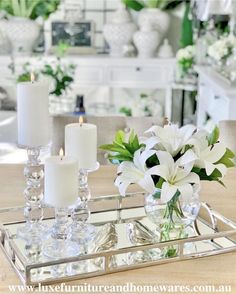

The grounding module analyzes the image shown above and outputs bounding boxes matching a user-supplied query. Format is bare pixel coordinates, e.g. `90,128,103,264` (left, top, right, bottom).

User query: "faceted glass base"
17,222,48,242
68,223,97,245
43,239,80,259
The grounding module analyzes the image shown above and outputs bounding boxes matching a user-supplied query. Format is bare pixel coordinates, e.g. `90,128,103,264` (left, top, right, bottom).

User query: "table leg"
181,90,185,126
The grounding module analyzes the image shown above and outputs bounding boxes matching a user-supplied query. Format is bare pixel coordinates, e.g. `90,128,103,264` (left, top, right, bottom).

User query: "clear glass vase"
145,190,200,258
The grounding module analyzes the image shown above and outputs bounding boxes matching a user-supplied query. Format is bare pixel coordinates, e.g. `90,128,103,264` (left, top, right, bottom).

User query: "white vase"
138,8,170,36
103,3,136,57
133,22,160,58
3,17,40,55
157,39,174,58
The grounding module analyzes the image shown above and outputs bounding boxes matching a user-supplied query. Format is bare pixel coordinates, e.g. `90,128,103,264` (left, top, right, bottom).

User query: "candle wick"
80,123,82,127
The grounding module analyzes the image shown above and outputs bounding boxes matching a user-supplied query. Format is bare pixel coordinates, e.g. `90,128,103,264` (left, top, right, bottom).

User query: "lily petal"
143,137,160,150
177,183,193,202
176,172,200,185
145,125,160,136
138,174,156,194
201,143,226,163
204,161,217,176
156,150,174,169
177,149,198,166
161,182,178,203
147,165,170,181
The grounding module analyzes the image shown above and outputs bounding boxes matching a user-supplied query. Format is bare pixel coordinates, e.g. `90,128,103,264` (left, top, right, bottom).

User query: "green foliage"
207,126,220,145
216,148,235,168
122,0,145,11
0,0,60,20
178,57,194,74
17,62,38,82
179,2,193,48
163,0,184,10
41,63,75,96
122,0,183,10
0,0,39,18
119,106,132,117
31,0,60,20
100,130,144,164
192,167,223,183
17,72,30,82
146,153,159,167
147,0,164,8
140,93,148,99
55,40,70,58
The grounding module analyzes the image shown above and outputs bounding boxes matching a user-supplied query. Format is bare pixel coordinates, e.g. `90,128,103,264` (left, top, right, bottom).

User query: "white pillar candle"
65,117,97,170
44,150,78,208
17,75,50,147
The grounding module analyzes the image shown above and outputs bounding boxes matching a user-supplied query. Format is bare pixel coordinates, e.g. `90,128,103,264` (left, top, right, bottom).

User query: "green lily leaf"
115,130,125,145
216,148,235,168
208,126,220,145
99,144,132,158
108,155,133,162
99,129,143,164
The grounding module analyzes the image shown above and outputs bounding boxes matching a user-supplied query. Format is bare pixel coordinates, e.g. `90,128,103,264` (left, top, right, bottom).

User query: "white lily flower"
188,130,227,176
149,150,200,203
144,124,196,156
115,148,157,196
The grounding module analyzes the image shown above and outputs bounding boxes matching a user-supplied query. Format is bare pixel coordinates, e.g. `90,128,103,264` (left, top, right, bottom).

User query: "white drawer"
198,82,214,109
109,66,171,87
75,66,104,85
207,95,228,122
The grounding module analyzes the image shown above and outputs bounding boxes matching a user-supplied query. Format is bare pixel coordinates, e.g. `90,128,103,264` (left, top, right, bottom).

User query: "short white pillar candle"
44,149,78,208
65,117,97,170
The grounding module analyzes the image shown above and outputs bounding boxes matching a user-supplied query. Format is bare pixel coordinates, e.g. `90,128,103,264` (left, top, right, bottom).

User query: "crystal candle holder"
43,207,80,259
17,147,47,242
68,163,100,250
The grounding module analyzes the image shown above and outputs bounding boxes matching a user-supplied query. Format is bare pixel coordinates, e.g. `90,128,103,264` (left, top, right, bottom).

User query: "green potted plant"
0,0,60,55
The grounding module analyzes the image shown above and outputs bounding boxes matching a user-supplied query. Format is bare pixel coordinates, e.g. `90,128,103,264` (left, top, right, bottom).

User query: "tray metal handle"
194,202,218,236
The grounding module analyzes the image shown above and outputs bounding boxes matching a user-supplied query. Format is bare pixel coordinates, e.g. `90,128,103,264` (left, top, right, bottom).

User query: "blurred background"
0,0,235,162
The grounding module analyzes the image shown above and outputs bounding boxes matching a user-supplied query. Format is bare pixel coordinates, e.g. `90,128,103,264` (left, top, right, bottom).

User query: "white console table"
196,66,236,128
0,55,175,117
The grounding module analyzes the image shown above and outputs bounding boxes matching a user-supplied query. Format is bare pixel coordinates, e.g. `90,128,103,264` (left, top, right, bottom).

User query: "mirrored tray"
1,192,236,286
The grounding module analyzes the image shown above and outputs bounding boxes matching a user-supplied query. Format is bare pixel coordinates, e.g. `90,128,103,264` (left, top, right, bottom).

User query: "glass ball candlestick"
68,163,99,250
42,149,80,259
17,146,47,242
65,117,99,250
16,75,51,242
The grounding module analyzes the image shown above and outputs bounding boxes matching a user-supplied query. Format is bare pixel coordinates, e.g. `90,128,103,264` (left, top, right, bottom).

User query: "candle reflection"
79,115,83,127
30,72,35,83
59,148,64,160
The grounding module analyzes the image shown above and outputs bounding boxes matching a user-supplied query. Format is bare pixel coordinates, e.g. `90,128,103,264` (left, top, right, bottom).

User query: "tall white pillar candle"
44,151,78,208
17,79,50,147
65,118,97,170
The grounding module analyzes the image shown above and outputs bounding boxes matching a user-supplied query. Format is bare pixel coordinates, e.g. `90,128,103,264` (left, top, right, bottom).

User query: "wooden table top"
0,164,236,293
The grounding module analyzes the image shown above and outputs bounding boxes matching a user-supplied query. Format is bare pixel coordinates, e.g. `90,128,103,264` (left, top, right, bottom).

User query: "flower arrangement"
100,123,234,220
208,35,236,65
176,45,196,78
